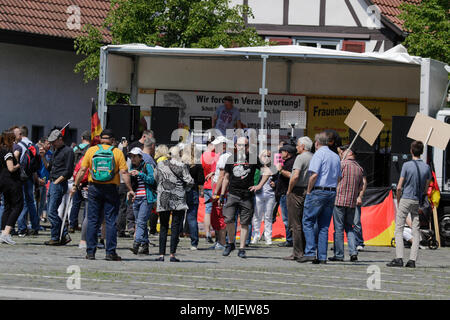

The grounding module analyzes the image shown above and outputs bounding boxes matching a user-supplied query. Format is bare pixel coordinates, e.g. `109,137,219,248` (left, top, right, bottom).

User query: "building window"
294,38,342,50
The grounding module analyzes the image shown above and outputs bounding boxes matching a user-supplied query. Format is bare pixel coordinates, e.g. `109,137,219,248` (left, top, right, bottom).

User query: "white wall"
326,0,357,27
135,55,421,101
0,42,97,142
248,0,284,25
289,0,320,26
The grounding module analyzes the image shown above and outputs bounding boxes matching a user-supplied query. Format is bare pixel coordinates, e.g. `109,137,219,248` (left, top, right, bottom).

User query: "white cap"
129,147,144,156
211,136,231,145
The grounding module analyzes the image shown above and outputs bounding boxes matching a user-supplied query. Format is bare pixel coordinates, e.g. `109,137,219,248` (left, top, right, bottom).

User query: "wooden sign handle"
343,120,367,160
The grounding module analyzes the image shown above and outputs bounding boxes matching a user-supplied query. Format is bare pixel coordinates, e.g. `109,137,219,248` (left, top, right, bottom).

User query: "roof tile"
0,0,111,41
371,0,422,31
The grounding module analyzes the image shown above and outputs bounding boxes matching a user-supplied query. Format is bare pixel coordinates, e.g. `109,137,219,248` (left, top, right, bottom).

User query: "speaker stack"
106,104,141,142
390,116,415,187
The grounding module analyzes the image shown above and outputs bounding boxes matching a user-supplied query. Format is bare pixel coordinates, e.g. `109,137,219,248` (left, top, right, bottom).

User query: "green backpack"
90,145,116,182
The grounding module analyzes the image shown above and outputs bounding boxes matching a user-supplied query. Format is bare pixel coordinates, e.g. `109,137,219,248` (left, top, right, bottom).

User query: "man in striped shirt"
329,144,366,262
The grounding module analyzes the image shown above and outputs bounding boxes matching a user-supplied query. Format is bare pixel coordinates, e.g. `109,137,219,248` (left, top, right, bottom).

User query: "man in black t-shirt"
220,137,269,258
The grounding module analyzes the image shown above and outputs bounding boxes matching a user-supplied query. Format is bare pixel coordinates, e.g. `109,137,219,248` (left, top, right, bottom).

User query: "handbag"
167,161,189,190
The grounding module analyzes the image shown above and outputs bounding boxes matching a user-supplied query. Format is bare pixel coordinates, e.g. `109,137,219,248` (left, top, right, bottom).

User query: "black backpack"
19,141,41,181
73,144,89,167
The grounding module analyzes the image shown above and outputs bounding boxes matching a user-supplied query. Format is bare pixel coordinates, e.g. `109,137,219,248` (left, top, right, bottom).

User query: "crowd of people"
0,124,431,267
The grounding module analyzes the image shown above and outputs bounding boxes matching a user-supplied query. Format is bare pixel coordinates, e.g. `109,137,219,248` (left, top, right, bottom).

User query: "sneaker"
10,230,19,236
278,241,293,247
206,236,214,244
78,242,87,249
190,246,198,251
419,245,427,250
405,260,416,268
60,235,72,246
297,256,315,263
0,234,16,245
312,259,327,264
265,240,272,245
350,255,358,262
223,243,236,256
129,242,140,255
105,253,122,261
213,242,225,250
44,239,60,246
29,229,39,236
170,256,180,262
386,258,403,267
328,256,344,262
356,245,365,251
18,230,29,238
250,235,260,245
139,243,149,255
238,249,246,258
97,239,105,249
85,253,95,260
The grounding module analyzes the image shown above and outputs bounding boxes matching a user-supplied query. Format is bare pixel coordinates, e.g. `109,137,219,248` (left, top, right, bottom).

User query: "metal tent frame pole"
259,55,268,151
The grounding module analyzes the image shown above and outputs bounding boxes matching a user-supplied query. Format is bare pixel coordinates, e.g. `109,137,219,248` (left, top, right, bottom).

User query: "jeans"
37,185,48,218
69,189,83,228
303,190,336,261
86,184,120,255
17,178,40,232
280,195,292,243
133,197,151,244
47,181,68,240
186,189,199,247
354,206,364,246
333,206,357,258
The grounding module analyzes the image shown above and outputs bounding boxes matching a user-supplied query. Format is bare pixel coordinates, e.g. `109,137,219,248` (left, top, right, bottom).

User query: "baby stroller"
390,204,439,250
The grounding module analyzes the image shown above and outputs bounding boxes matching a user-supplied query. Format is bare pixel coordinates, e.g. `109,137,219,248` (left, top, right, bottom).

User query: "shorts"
203,189,213,215
211,201,226,231
222,193,254,226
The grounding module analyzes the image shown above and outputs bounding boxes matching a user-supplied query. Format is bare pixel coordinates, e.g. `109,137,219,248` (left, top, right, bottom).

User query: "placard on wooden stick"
344,101,384,146
407,112,450,150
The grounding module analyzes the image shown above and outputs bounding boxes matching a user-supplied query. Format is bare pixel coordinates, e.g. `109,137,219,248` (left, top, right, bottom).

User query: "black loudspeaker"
391,116,414,154
355,153,375,187
151,107,179,145
106,104,141,142
390,153,412,187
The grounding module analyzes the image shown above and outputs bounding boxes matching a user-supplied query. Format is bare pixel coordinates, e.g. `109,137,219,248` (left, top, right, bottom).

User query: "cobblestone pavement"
0,227,449,300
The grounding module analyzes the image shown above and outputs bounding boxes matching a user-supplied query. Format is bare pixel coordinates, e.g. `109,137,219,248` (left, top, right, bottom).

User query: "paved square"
0,227,449,300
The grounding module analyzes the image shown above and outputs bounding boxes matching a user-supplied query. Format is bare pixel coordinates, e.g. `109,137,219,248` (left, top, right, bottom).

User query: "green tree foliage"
74,0,265,83
399,0,449,64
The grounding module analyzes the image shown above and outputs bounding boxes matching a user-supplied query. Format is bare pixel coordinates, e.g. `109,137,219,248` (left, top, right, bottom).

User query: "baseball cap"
279,144,296,154
48,129,62,142
129,147,144,157
211,136,231,145
100,129,114,139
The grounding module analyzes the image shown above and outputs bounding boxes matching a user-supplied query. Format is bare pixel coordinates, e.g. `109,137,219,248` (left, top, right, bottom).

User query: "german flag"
91,98,102,140
428,162,441,209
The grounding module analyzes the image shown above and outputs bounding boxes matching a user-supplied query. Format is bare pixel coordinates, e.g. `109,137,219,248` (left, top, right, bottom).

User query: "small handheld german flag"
91,98,102,140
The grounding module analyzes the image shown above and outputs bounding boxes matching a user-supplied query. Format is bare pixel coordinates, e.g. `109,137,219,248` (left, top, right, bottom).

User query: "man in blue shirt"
298,132,341,264
212,96,242,136
387,140,431,268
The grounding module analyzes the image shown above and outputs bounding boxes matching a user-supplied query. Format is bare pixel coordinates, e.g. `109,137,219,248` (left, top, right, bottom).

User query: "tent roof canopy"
104,43,422,66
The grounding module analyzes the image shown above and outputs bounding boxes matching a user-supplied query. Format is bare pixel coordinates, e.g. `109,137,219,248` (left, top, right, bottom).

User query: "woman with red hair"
0,130,23,244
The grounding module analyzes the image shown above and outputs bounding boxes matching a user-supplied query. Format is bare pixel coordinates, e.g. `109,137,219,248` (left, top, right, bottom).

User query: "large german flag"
329,188,396,246
91,98,102,139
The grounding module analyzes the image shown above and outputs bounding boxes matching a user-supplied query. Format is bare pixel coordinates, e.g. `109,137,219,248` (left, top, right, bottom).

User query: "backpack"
73,144,89,167
90,145,116,182
19,141,41,181
73,155,89,185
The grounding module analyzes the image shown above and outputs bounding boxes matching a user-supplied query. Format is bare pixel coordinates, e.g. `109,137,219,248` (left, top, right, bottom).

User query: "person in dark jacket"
0,130,24,245
181,144,205,250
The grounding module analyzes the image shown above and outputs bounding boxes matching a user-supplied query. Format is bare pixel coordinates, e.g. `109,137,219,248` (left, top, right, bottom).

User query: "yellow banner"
307,97,407,149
